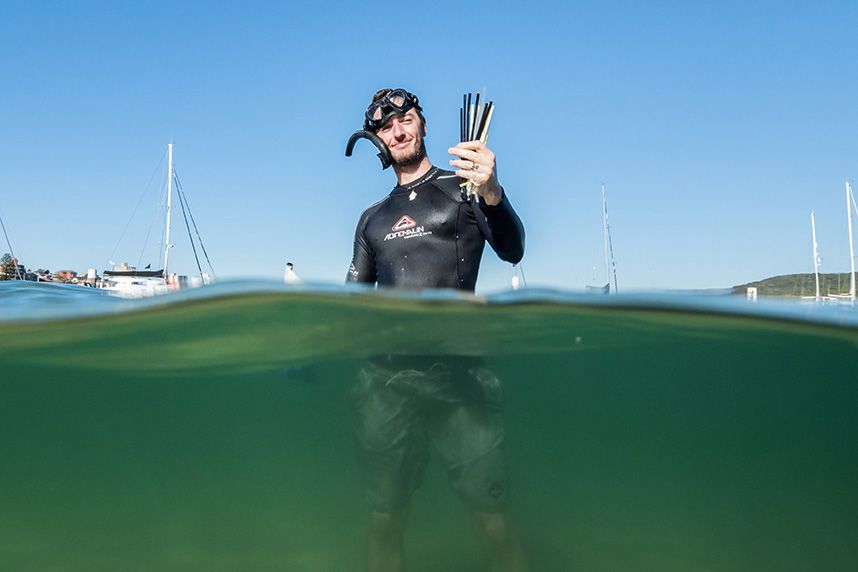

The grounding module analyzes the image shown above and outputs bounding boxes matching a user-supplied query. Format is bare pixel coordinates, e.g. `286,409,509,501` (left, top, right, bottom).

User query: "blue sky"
1,1,856,291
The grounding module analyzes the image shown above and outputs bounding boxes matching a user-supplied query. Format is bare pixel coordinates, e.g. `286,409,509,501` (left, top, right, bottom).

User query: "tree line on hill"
732,273,858,297
0,253,24,280
0,253,55,281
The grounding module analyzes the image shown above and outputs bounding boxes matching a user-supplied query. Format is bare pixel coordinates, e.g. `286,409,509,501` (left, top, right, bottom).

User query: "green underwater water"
1,282,857,571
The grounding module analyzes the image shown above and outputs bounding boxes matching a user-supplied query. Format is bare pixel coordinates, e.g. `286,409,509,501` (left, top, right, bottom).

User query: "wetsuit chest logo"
384,214,432,242
392,216,416,231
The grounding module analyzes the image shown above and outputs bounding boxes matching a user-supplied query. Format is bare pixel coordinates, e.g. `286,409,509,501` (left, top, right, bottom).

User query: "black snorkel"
345,130,393,170
344,88,423,171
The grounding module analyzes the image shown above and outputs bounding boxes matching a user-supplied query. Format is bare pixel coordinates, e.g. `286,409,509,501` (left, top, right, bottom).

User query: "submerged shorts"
351,359,509,513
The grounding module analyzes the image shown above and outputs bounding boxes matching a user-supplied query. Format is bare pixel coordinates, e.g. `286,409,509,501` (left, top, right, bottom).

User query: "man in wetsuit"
347,88,529,572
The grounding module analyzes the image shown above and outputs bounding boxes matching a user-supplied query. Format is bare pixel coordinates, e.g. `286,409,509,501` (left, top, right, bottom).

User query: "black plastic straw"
470,93,481,141
466,93,472,141
462,94,467,141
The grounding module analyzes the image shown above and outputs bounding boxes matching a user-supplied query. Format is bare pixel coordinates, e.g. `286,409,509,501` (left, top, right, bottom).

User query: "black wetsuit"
346,167,524,290
347,166,525,513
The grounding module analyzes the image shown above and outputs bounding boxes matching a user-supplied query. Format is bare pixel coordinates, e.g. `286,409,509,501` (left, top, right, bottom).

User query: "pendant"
409,190,417,201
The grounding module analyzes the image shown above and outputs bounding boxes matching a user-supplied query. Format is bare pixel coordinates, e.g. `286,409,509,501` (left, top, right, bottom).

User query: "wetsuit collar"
393,166,439,194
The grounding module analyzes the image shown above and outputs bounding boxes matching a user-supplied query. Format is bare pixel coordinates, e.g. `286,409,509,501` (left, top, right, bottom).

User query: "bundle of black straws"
459,92,495,196
460,92,494,144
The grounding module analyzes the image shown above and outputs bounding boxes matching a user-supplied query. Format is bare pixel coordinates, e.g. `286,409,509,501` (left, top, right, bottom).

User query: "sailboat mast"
0,210,22,279
847,181,856,300
163,143,173,277
811,211,820,301
601,184,610,289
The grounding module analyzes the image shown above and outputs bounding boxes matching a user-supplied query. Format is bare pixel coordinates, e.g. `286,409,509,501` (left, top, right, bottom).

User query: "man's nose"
392,122,406,138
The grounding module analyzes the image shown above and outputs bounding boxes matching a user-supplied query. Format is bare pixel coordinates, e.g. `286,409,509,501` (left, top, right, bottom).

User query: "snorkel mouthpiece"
345,130,393,170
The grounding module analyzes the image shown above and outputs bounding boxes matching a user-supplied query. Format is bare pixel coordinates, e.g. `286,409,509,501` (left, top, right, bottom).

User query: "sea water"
1,280,856,571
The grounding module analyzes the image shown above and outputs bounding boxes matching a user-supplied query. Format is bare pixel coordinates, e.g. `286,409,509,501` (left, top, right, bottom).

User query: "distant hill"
732,273,858,297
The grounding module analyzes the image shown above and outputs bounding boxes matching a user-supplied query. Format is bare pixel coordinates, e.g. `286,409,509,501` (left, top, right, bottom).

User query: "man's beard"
391,135,426,168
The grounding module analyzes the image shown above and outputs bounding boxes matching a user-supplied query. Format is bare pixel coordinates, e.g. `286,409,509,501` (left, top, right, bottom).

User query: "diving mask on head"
363,89,422,131
345,88,423,170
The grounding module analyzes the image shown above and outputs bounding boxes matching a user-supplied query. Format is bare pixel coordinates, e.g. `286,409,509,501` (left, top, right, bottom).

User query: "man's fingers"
451,159,493,179
455,169,492,185
449,148,495,166
449,159,476,170
448,146,481,161
451,141,495,158
456,169,478,182
453,140,485,151
450,142,497,189
449,143,495,164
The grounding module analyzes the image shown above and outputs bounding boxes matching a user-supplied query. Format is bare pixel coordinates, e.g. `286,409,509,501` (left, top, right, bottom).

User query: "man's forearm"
478,190,525,264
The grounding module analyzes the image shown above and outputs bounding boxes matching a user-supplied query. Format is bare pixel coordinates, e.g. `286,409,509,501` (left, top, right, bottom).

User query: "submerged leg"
353,364,427,572
367,510,407,572
473,510,531,572
427,366,529,571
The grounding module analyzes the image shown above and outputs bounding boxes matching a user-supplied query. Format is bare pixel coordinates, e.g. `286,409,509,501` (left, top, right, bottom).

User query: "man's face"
376,108,425,167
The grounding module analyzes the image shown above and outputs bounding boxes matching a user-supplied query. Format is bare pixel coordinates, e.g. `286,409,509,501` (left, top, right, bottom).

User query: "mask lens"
364,89,417,130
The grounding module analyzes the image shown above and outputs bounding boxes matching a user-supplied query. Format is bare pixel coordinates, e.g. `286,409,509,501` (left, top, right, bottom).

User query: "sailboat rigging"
828,180,857,302
810,211,822,302
101,143,215,297
841,180,856,301
586,184,619,293
802,181,856,303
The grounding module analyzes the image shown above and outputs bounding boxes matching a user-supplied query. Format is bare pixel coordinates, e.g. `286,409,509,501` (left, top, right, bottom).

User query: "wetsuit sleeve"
346,213,377,284
473,188,525,264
